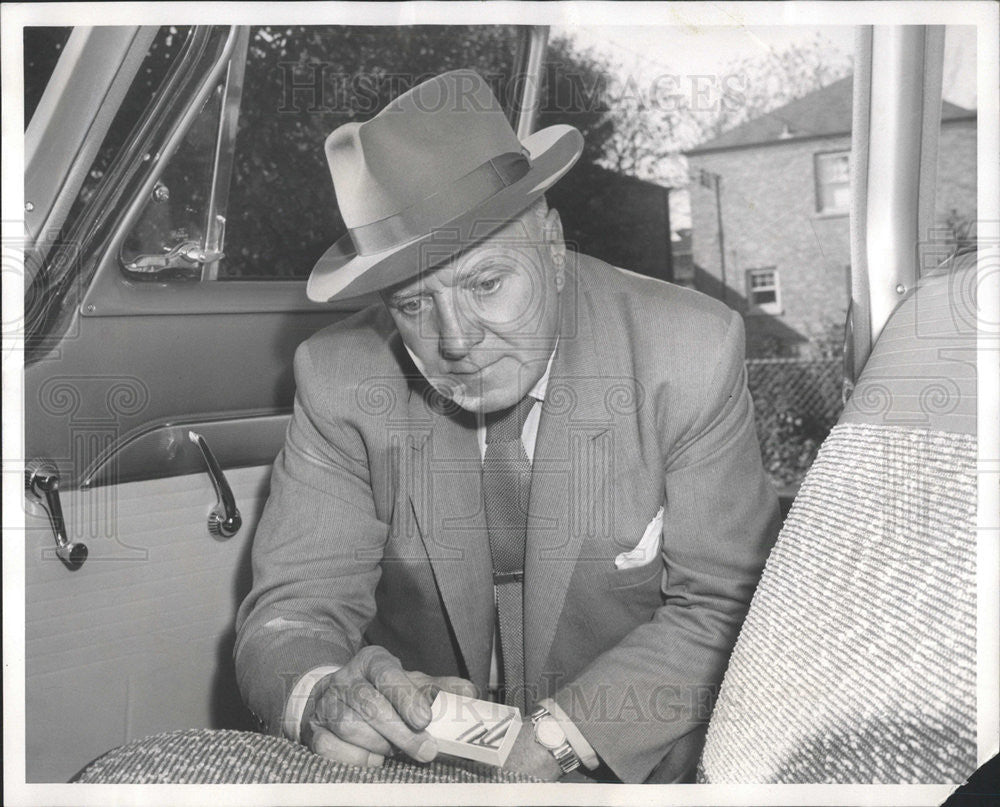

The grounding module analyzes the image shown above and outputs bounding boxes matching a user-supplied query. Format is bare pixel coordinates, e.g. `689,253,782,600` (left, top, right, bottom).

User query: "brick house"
684,76,977,357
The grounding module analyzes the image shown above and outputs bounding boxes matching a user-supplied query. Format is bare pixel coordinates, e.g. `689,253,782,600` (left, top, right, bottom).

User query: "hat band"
349,151,531,255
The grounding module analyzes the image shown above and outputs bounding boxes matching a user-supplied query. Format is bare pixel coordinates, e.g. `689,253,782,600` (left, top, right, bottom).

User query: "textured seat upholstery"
73,728,540,784
698,257,978,783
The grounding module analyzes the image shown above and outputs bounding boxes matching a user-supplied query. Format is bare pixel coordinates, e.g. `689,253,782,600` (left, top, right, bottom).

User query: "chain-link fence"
746,357,845,490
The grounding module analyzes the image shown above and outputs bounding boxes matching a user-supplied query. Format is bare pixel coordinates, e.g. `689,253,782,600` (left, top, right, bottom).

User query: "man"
235,70,781,783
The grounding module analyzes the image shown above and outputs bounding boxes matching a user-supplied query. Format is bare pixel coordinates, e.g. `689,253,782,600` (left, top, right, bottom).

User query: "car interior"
16,20,988,788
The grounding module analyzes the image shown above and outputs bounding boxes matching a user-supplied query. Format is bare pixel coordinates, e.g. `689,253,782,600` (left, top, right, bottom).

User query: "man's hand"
501,717,563,781
304,645,477,768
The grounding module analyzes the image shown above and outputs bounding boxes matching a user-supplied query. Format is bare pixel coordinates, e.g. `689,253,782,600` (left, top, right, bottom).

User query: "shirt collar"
528,338,557,402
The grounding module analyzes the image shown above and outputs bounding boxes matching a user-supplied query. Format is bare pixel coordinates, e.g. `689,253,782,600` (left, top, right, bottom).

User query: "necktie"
483,395,536,711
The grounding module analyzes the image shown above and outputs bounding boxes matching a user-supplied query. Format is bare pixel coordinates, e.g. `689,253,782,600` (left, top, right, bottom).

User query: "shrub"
747,322,845,489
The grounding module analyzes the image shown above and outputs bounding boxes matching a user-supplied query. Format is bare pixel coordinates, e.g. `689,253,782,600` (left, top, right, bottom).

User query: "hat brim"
306,124,584,303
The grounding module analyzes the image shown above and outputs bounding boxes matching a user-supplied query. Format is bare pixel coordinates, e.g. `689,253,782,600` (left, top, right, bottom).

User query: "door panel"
25,309,343,486
25,464,270,782
82,413,291,488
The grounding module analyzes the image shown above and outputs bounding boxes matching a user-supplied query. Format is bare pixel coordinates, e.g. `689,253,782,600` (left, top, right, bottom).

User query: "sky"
558,25,978,110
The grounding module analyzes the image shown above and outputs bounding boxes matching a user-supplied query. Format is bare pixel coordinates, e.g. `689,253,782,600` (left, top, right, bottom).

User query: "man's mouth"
449,360,496,377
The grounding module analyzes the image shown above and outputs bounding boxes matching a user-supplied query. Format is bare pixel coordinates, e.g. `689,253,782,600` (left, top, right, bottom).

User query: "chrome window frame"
26,26,240,359
847,25,946,383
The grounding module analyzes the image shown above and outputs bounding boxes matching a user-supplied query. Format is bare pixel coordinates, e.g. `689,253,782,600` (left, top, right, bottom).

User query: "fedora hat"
306,70,584,302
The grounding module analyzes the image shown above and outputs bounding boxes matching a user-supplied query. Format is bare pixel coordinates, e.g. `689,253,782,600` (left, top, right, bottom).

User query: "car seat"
697,253,979,783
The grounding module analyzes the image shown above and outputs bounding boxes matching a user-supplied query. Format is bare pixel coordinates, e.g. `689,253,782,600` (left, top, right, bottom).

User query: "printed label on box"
425,691,522,767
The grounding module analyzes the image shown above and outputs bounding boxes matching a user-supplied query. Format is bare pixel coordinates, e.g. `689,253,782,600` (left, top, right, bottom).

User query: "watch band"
529,704,582,774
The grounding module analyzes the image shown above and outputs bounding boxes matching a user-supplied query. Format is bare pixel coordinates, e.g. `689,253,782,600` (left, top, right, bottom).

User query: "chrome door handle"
189,431,242,538
25,459,88,568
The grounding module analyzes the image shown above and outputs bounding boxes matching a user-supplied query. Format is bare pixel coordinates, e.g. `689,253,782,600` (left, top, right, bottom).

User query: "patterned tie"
482,395,536,711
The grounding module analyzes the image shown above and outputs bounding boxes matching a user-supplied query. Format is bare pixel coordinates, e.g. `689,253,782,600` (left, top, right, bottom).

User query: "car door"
22,23,531,782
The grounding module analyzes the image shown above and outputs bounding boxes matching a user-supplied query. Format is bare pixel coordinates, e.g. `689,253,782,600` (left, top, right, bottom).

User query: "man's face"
383,204,565,413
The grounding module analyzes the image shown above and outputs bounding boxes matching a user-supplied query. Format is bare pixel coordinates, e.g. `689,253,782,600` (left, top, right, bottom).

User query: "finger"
411,671,479,703
346,682,438,763
313,686,394,756
367,658,434,730
310,725,385,768
324,700,395,757
423,674,478,699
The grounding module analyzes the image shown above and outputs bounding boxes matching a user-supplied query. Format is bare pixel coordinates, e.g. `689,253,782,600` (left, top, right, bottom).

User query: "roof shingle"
686,76,975,155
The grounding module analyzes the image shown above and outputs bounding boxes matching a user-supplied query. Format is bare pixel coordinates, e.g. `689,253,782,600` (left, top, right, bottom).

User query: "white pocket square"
614,506,664,569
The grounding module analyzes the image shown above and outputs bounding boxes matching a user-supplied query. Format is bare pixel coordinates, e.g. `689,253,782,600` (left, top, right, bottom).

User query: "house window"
746,267,781,314
815,151,850,214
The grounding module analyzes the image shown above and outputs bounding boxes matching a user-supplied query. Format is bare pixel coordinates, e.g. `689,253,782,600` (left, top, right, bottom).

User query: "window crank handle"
25,460,88,569
189,431,242,538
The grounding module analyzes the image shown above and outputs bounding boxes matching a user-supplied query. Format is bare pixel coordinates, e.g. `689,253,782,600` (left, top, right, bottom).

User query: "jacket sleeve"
552,310,782,782
233,339,388,735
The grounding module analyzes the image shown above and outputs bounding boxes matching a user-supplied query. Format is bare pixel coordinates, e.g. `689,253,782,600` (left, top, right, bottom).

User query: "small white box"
425,691,522,767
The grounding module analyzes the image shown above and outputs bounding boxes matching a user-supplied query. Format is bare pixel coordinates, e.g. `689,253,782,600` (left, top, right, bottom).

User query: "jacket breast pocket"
601,557,666,619
605,556,664,591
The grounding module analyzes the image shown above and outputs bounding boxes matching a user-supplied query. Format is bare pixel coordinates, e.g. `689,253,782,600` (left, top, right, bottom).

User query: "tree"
222,25,528,277
599,73,682,182
537,36,678,280
220,25,625,278
550,33,853,189
681,33,853,146
535,35,618,167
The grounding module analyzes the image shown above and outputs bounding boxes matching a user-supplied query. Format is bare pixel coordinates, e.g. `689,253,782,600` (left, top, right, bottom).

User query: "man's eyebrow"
388,288,426,304
456,260,508,283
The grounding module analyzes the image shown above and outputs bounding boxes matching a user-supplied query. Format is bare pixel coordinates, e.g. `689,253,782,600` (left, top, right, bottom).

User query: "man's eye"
397,298,427,315
474,276,502,295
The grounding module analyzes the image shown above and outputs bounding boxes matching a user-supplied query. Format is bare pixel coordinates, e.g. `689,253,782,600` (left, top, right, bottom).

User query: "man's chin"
468,391,530,414
429,362,543,413
432,381,521,414
426,377,482,412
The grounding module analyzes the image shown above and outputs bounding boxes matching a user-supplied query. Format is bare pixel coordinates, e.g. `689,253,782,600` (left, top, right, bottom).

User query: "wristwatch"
529,704,581,774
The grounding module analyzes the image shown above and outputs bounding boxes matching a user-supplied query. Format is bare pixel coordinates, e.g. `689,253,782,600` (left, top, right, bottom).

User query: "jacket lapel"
524,260,625,691
406,384,494,692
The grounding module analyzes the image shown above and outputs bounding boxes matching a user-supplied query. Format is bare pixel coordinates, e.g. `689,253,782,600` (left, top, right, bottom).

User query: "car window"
542,25,975,495
70,27,196,224
24,26,196,348
220,25,521,280
115,25,522,283
926,25,978,271
120,81,223,280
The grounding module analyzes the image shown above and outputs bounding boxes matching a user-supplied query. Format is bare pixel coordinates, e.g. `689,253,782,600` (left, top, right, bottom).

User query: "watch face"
534,717,565,749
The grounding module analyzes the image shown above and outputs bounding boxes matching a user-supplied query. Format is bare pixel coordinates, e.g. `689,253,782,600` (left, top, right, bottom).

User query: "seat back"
698,256,978,783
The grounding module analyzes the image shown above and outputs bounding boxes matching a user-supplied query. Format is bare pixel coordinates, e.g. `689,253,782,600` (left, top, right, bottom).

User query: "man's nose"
436,300,483,361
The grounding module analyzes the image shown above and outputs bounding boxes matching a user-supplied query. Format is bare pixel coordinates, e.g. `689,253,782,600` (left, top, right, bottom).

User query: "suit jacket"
234,253,781,783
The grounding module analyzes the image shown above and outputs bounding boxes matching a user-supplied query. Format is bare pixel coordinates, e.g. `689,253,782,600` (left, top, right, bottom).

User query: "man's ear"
544,207,566,265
